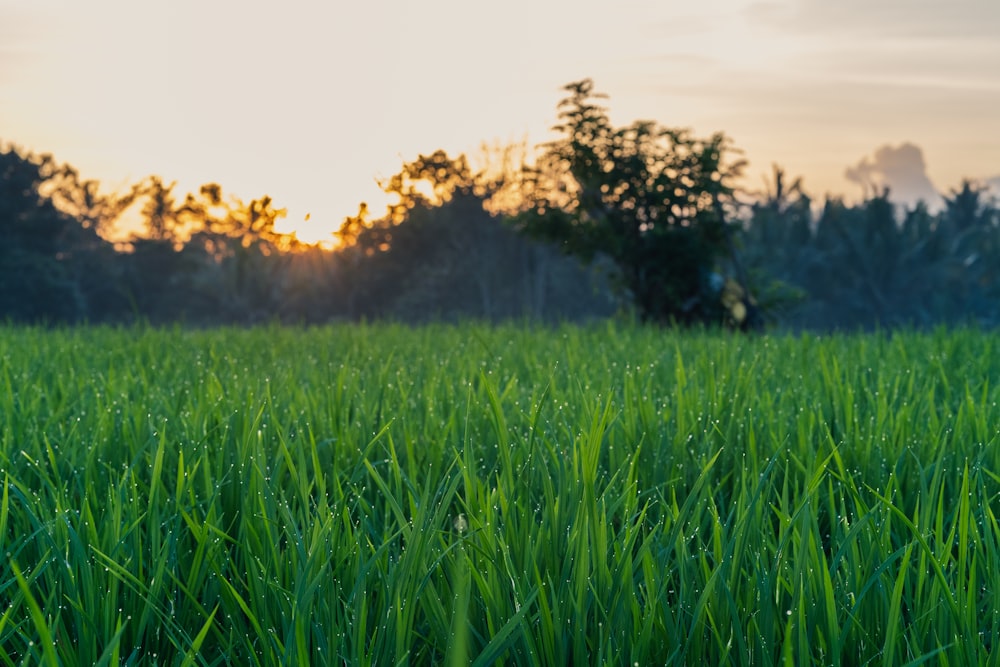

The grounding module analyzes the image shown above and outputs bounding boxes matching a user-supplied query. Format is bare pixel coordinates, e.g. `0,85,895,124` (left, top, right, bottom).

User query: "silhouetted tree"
108,179,295,323
938,181,1000,322
335,150,617,322
43,160,139,320
742,170,1000,330
739,166,812,323
0,146,120,322
7,111,997,330
514,80,750,326
140,176,184,243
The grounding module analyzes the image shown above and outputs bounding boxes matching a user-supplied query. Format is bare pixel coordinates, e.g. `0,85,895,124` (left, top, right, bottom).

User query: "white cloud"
985,176,1000,200
845,143,942,209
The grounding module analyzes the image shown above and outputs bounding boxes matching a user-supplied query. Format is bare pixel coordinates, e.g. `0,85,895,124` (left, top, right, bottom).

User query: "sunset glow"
2,0,998,244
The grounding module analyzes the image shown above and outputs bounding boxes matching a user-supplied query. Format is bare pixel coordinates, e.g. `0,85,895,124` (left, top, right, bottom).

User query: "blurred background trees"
0,77,997,330
514,80,752,327
0,148,120,322
332,149,617,323
742,173,999,330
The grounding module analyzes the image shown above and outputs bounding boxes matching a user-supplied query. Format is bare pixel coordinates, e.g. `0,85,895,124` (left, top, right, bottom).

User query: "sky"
2,0,998,243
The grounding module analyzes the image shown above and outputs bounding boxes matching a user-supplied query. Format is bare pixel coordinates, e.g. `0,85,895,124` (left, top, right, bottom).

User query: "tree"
740,171,1000,330
211,193,292,321
46,163,142,236
514,80,750,326
333,150,618,322
739,166,812,324
140,175,183,243
0,145,118,322
44,165,139,321
335,151,525,320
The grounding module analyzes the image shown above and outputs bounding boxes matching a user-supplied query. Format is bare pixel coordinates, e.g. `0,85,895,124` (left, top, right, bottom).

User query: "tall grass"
0,323,998,665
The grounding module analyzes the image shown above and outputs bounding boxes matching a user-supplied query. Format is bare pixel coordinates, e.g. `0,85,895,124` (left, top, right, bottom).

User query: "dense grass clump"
1,324,999,665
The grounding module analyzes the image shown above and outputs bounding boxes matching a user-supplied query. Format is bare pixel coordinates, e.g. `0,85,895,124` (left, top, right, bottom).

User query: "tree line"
2,80,997,330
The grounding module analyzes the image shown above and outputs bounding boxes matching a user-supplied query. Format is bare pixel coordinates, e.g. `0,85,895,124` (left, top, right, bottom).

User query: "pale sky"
2,0,998,243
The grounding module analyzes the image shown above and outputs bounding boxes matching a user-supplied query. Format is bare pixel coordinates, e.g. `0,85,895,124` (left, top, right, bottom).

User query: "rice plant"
0,323,998,665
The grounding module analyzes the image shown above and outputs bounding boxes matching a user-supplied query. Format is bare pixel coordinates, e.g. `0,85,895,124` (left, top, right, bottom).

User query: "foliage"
0,145,122,322
742,170,1000,330
514,80,750,326
334,150,618,322
2,83,999,329
2,324,1000,664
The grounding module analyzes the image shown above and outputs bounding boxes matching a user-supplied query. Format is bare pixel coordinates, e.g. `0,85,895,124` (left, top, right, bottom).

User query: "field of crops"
1,324,999,665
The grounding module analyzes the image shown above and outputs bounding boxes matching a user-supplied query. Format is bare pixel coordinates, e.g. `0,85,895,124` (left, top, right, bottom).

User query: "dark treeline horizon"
2,84,998,331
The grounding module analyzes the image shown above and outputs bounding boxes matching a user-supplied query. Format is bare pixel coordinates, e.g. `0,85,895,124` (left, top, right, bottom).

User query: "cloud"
845,143,942,209
746,0,1000,40
985,176,1000,200
742,2,1000,87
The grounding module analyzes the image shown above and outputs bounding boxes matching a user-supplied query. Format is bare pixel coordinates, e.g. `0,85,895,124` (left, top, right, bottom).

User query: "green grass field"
1,324,999,665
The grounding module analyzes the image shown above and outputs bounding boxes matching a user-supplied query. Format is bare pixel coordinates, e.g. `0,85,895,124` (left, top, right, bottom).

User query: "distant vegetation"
2,324,999,664
1,80,997,329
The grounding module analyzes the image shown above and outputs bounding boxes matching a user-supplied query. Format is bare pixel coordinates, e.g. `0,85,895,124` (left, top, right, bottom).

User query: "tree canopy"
514,79,751,326
1,80,998,330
